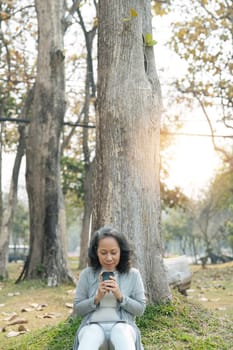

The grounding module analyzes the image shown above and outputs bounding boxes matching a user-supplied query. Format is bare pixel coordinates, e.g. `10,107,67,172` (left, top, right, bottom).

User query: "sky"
2,153,27,202
163,120,222,198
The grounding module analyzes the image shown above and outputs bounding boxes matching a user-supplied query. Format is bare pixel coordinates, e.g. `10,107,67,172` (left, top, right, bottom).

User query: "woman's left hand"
103,276,123,302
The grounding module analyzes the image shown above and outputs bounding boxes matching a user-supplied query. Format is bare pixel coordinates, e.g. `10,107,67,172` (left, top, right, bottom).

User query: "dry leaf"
21,307,34,312
65,303,73,309
6,330,26,338
3,313,18,321
7,292,20,297
29,303,48,310
67,289,75,295
7,318,28,326
18,325,28,332
198,297,208,302
40,303,48,308
36,312,61,319
30,303,39,308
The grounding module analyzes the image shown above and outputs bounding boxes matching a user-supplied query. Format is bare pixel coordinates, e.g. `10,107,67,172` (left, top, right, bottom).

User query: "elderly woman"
73,226,146,350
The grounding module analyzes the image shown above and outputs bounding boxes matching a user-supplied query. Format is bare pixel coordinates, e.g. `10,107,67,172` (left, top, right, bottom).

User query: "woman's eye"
99,251,118,255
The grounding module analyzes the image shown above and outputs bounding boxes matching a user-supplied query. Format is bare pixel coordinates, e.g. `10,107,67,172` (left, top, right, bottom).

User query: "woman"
73,226,146,350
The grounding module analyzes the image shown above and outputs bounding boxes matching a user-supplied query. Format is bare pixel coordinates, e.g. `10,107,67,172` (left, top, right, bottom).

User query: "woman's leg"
110,323,136,350
78,324,105,350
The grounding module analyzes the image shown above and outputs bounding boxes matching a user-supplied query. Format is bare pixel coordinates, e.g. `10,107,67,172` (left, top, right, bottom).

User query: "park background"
0,0,233,349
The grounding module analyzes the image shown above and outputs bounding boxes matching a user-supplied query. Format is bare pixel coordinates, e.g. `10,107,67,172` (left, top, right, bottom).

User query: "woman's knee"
110,322,136,342
79,323,105,343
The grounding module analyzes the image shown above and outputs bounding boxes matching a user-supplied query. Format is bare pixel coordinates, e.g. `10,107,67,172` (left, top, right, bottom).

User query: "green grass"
2,293,233,350
137,294,233,349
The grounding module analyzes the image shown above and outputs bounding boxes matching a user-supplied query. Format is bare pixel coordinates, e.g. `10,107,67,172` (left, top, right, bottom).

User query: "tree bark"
79,160,95,269
0,125,26,279
94,0,170,303
0,86,34,279
19,0,72,284
76,6,97,268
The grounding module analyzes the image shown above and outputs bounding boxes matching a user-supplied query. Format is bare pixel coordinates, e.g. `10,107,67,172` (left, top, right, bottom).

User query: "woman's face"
97,236,121,271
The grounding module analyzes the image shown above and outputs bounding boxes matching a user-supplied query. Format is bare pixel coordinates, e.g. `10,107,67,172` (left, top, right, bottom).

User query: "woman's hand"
94,273,108,304
103,276,123,302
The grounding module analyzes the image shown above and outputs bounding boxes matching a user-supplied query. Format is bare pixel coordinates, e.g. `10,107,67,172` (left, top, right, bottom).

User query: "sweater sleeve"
119,269,146,316
73,268,97,317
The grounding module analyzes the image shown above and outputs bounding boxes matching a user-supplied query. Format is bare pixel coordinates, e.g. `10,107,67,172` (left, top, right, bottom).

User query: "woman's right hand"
94,273,107,304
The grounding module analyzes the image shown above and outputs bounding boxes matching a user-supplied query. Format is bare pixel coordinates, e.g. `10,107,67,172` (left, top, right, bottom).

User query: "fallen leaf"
67,289,75,295
29,303,48,310
6,330,26,338
36,312,61,319
3,313,18,321
30,303,39,308
7,318,28,326
18,325,28,332
7,292,20,297
2,311,16,316
65,303,73,309
21,307,34,312
198,297,208,302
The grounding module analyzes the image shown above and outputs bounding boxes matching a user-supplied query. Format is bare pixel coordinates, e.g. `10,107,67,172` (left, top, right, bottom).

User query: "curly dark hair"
88,226,132,273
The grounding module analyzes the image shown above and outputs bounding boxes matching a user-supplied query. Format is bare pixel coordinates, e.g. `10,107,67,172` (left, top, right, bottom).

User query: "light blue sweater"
73,266,146,350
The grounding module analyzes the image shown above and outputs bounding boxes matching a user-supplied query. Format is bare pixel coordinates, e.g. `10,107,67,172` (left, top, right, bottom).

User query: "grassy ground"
188,263,233,317
0,261,233,350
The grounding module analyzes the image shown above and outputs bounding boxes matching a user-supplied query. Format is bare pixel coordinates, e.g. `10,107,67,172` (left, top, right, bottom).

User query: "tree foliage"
170,0,232,140
61,156,84,206
0,0,36,150
12,201,29,246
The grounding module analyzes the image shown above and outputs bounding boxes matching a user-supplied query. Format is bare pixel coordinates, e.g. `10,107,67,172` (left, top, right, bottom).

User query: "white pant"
78,322,136,350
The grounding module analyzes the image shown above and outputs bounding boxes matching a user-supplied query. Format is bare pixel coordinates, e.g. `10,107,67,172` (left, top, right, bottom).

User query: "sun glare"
166,134,221,198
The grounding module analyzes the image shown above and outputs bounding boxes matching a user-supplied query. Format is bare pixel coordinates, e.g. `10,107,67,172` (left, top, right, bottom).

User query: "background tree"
18,0,72,284
74,4,97,269
170,0,233,163
162,206,193,255
11,200,29,247
94,0,170,303
0,1,36,279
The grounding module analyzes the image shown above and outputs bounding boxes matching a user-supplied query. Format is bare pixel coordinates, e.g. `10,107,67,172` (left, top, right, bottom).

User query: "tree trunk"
77,9,97,268
79,160,95,269
0,120,5,279
94,0,170,303
0,85,34,279
0,125,26,279
19,0,72,284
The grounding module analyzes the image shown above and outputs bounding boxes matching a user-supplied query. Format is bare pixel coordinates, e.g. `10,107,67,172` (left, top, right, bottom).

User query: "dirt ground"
0,262,77,340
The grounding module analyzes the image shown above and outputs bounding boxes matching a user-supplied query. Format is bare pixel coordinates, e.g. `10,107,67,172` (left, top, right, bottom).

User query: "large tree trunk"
19,0,72,284
94,0,170,303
